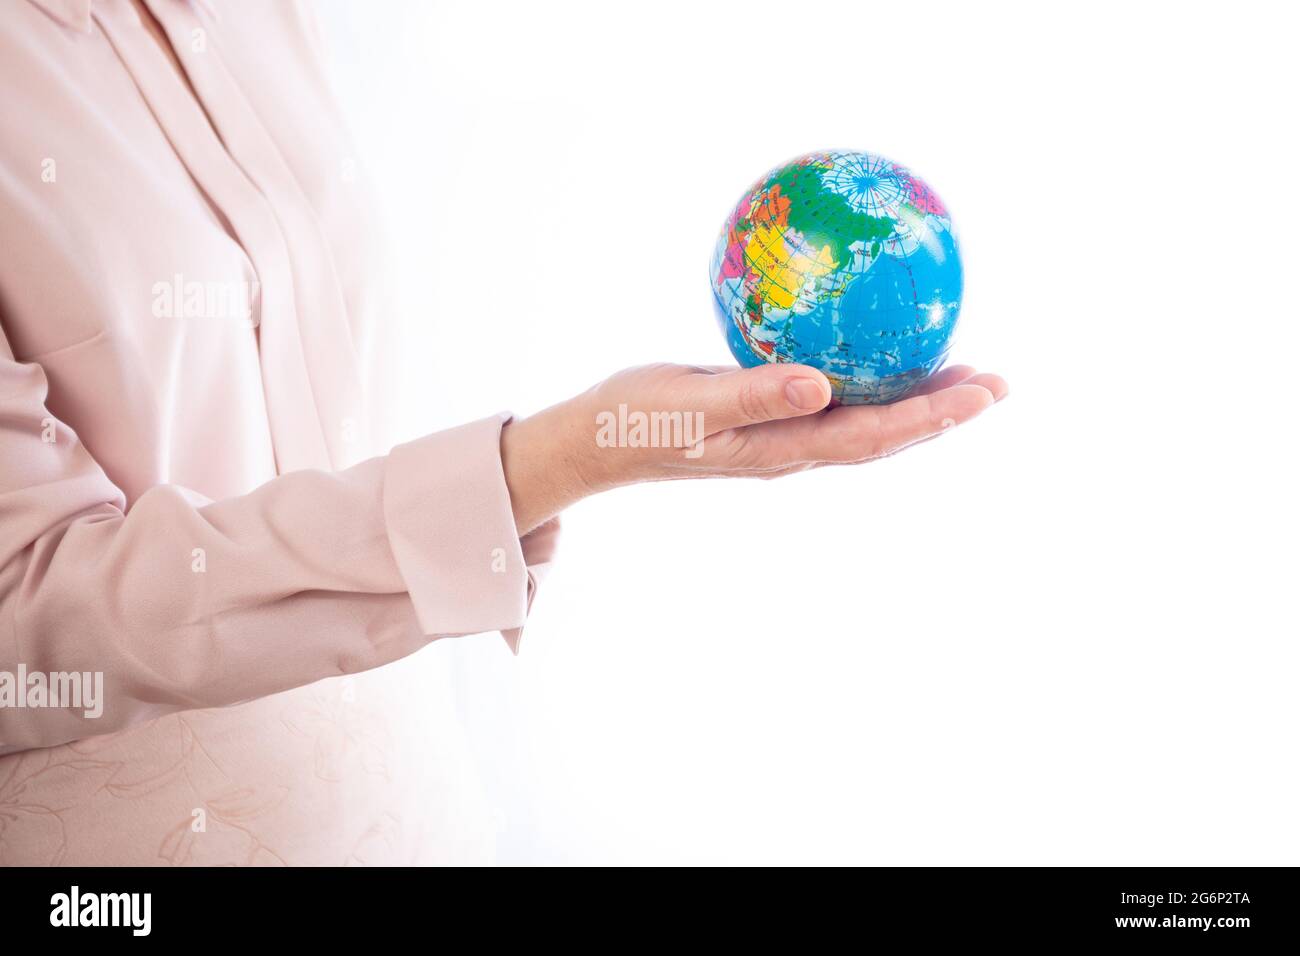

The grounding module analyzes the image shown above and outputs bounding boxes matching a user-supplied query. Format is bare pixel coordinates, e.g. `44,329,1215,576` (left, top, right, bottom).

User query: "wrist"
500,397,606,536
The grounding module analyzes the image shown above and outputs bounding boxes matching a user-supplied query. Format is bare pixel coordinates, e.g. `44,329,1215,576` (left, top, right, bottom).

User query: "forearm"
0,408,539,751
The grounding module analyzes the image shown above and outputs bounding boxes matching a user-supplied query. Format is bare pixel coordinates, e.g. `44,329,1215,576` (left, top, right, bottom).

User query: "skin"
122,1,1009,536
501,363,1008,535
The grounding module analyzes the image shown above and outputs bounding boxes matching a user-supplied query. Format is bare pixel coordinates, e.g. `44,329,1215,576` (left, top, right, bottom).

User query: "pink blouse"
0,0,556,864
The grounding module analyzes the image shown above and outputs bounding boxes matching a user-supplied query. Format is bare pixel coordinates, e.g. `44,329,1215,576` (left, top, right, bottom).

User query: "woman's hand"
500,362,1008,535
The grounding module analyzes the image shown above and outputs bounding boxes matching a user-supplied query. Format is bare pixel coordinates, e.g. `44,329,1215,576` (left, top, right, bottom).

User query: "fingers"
675,363,832,434
789,381,999,464
910,365,1010,402
964,372,1010,402
910,364,978,395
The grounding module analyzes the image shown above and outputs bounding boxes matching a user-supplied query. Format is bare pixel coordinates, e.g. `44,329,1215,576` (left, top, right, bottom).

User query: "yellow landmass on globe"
743,223,836,311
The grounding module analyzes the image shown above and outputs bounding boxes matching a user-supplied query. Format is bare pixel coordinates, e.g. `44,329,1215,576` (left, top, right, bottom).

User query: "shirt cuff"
382,413,558,653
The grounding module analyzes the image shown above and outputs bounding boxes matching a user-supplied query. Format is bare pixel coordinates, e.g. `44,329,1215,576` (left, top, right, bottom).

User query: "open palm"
578,362,1009,485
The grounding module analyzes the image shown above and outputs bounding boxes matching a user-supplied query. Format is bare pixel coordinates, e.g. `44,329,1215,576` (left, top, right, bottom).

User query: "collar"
27,0,94,34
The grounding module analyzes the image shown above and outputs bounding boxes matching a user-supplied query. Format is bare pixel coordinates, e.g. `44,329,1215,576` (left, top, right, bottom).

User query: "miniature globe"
710,150,963,404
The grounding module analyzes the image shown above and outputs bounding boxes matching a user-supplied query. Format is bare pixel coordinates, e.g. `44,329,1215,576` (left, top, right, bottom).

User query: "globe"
710,150,963,404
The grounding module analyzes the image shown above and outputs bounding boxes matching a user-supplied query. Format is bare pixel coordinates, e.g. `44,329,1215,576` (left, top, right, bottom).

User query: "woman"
0,0,1006,864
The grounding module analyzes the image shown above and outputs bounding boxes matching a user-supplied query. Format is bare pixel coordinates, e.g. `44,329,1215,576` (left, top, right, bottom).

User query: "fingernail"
785,378,826,410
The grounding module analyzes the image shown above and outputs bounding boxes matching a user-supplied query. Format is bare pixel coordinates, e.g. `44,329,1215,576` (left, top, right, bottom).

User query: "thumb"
680,364,832,434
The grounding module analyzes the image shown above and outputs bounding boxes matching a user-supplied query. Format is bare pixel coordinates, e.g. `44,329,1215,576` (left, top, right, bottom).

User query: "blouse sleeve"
0,328,557,755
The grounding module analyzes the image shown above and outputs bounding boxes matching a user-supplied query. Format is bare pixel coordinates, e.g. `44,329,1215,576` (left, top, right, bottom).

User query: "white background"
315,0,1298,864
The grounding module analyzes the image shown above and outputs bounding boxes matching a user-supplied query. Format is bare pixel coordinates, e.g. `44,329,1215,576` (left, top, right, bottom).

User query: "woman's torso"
0,0,493,865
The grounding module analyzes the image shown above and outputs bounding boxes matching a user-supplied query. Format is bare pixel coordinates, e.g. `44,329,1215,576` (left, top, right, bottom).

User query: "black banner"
0,866,1294,944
